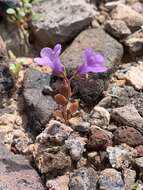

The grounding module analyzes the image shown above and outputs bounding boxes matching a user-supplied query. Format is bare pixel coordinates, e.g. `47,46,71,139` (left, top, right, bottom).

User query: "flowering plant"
34,44,107,124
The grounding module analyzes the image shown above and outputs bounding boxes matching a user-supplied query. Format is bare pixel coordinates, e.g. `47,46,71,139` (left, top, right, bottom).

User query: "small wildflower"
78,48,107,76
34,44,64,75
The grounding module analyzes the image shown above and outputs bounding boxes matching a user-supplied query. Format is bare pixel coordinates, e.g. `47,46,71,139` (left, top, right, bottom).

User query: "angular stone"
123,169,136,190
111,4,143,31
106,85,143,117
61,28,123,72
0,133,44,190
31,0,96,48
87,126,112,150
125,64,143,90
111,104,143,134
33,144,71,176
114,126,143,147
65,134,86,161
98,168,125,190
89,106,110,128
46,174,69,190
36,120,73,146
104,20,131,39
23,68,57,135
125,30,143,56
69,167,98,190
107,144,136,169
61,28,123,106
134,157,143,172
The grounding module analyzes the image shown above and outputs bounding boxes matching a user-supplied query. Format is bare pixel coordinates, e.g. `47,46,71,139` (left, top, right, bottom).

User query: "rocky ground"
0,0,143,189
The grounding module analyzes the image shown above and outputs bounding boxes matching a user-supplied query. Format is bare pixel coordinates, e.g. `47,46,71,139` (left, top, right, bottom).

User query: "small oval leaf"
55,94,68,106
68,100,79,115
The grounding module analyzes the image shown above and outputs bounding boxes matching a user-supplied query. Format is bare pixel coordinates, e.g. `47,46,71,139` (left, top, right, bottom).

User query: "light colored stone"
123,169,136,190
98,168,125,190
89,106,110,128
111,4,143,31
111,104,143,134
46,174,69,190
125,64,143,90
107,144,136,169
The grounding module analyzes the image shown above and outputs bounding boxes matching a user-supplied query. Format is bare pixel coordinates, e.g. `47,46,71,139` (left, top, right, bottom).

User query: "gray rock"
123,169,136,190
111,104,143,134
105,85,143,117
104,20,131,39
0,133,44,190
65,134,86,161
69,167,98,190
89,106,110,128
31,0,96,48
36,120,73,146
61,28,123,107
107,144,136,169
33,144,71,176
111,4,143,31
124,29,143,56
61,28,123,72
23,68,57,135
98,168,125,190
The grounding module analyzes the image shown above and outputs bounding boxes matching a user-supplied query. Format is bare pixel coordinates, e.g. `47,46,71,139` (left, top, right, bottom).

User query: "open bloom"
34,44,64,75
78,48,107,76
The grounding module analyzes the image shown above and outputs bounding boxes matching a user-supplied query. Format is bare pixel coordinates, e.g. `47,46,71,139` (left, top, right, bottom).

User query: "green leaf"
6,8,16,15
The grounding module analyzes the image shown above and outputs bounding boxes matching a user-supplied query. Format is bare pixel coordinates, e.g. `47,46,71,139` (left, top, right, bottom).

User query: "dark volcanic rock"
69,167,98,190
114,126,143,147
23,68,57,135
87,126,112,150
61,28,123,107
0,133,44,190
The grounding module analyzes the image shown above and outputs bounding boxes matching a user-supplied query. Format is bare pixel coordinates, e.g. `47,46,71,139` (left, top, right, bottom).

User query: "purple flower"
34,44,64,75
78,48,107,76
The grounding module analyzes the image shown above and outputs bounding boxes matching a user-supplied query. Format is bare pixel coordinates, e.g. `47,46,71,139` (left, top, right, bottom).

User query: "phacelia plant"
34,44,107,124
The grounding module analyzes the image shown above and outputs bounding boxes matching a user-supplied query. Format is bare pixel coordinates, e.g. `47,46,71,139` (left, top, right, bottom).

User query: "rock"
104,20,131,39
61,28,123,106
87,126,112,150
0,133,45,190
36,120,73,146
125,30,143,56
69,167,98,190
114,126,143,147
123,169,136,190
65,134,86,161
0,35,6,59
134,157,143,172
69,117,90,133
130,1,143,14
136,145,143,157
107,144,136,169
46,174,69,190
111,104,143,134
98,168,125,190
105,0,125,10
33,144,71,176
111,4,143,31
31,0,96,48
0,64,14,106
125,64,143,90
23,68,57,135
0,21,31,56
89,106,110,128
61,28,123,72
106,85,143,117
